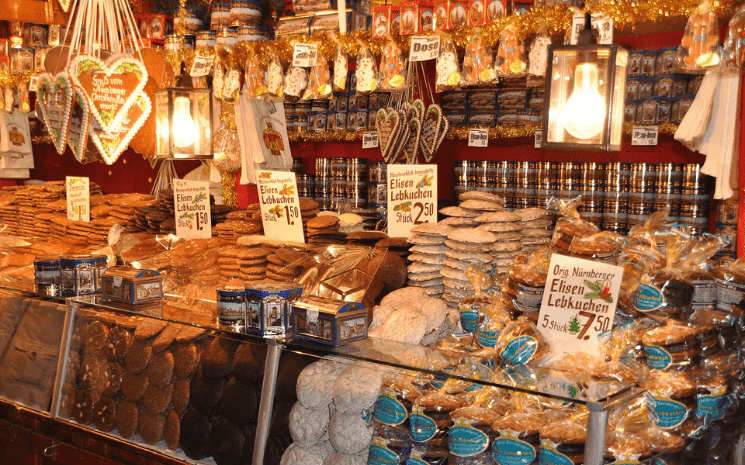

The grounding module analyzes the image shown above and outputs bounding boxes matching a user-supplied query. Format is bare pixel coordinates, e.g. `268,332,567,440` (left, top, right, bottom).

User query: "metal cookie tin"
217,286,247,332
34,255,61,297
292,296,368,346
245,282,303,336
59,254,107,297
101,267,163,304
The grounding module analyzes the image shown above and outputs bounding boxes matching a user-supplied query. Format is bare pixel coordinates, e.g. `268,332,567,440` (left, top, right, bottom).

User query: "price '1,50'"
284,205,300,226
413,202,433,224
195,211,209,230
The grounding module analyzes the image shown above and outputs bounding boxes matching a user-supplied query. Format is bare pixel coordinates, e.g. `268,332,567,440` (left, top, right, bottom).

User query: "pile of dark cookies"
306,216,346,245
214,209,263,239
133,189,233,235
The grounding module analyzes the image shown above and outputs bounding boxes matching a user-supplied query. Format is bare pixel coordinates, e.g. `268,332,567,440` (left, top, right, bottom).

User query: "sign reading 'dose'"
174,179,212,239
257,170,305,243
387,164,437,238
409,36,441,62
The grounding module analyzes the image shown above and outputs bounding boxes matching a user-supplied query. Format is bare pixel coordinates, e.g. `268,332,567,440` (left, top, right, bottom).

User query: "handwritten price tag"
468,128,488,147
387,164,437,238
592,13,614,45
537,254,623,356
66,176,90,222
534,129,542,149
174,179,212,239
362,131,379,149
631,126,659,146
190,55,215,77
292,43,318,68
409,36,441,62
257,170,305,243
29,75,40,92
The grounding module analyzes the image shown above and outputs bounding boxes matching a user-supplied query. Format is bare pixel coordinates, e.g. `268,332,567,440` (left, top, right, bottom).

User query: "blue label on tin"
476,327,497,348
696,392,728,421
643,344,673,370
646,392,688,429
374,393,407,425
500,336,538,365
405,457,427,465
449,424,488,457
460,309,479,333
368,444,400,465
538,443,573,465
492,436,536,465
633,283,663,311
410,411,437,442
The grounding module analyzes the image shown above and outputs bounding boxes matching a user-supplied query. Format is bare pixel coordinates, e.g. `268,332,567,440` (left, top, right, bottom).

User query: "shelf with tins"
0,285,646,465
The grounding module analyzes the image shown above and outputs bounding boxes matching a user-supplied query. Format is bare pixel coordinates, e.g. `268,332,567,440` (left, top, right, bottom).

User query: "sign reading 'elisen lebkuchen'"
387,164,437,238
173,179,212,239
537,254,624,356
257,170,305,243
66,176,90,222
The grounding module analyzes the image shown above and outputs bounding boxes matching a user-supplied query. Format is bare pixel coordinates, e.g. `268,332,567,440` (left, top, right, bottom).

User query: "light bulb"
172,96,197,148
560,62,606,140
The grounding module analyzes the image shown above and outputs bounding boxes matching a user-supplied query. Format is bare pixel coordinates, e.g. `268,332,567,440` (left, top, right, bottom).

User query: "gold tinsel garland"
222,171,238,208
287,122,681,143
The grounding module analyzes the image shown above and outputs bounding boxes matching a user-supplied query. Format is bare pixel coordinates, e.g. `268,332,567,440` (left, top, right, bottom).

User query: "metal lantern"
155,67,213,159
541,15,628,151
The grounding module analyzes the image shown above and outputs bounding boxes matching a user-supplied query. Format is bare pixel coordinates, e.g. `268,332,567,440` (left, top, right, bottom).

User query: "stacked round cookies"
266,247,307,281
442,227,497,306
213,209,264,239
515,207,555,253
473,210,524,275
406,222,451,299
306,216,345,245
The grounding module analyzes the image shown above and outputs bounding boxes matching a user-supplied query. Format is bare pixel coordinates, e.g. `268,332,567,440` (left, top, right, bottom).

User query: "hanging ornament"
436,37,462,93
495,23,527,76
213,104,242,173
283,66,309,102
333,46,349,93
304,51,332,100
244,54,268,97
379,41,407,91
355,45,379,95
528,27,552,86
462,30,495,86
675,0,721,72
723,4,745,71
222,65,243,102
267,54,284,97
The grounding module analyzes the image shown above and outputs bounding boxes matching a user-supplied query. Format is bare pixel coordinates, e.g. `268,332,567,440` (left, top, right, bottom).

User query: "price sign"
409,36,441,62
592,13,614,44
570,13,585,45
292,43,318,68
631,126,659,146
387,164,437,238
363,131,379,149
29,75,40,92
66,176,90,222
537,254,624,356
174,179,212,239
190,55,215,77
257,170,305,243
468,128,488,147
534,129,542,148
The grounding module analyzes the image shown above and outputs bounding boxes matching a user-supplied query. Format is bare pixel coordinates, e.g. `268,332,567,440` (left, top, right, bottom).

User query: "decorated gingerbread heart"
88,90,151,165
376,108,401,163
69,55,148,135
403,117,421,164
67,87,93,163
391,109,411,163
36,72,74,155
419,104,443,160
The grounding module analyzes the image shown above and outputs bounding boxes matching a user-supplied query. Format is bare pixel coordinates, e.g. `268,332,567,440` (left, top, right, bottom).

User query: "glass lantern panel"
154,91,170,158
609,48,629,150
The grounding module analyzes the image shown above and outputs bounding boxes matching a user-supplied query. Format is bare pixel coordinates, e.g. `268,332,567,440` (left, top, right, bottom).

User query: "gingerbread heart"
69,55,148,135
391,109,410,163
88,91,151,165
67,87,93,163
419,104,443,160
403,117,421,164
376,108,401,163
429,116,450,162
412,99,425,121
36,72,74,155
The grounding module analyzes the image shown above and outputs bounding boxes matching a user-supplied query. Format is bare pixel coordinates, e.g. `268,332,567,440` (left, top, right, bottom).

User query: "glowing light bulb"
172,96,197,148
560,62,606,140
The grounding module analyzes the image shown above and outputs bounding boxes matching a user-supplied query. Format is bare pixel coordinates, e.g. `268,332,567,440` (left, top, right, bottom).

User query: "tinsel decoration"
213,101,242,173
221,171,238,207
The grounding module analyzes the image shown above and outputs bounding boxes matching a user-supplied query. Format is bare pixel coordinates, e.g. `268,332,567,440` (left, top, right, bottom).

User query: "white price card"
570,13,585,45
387,164,437,238
409,36,441,62
190,55,215,77
534,129,542,148
66,176,90,222
29,75,40,92
631,126,659,146
292,43,318,68
468,128,488,147
174,179,212,239
537,254,624,356
592,13,614,45
257,170,305,243
362,131,379,149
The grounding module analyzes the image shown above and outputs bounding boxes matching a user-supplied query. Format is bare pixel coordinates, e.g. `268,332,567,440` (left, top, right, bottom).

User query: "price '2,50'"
413,202,433,224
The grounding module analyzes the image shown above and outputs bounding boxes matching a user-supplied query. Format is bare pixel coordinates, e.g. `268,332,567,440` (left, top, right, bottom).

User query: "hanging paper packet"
527,28,551,86
333,46,349,93
462,30,496,86
675,0,721,73
356,45,379,95
304,51,332,100
378,41,407,91
244,54,268,97
222,65,243,102
213,61,226,100
266,54,285,97
723,4,745,71
283,66,308,102
435,37,461,93
495,23,527,76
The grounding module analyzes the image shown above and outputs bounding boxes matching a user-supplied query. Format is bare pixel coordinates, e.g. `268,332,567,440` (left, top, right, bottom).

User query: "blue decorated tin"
101,267,163,305
59,254,107,297
216,286,247,332
245,282,303,336
34,255,61,297
292,296,368,346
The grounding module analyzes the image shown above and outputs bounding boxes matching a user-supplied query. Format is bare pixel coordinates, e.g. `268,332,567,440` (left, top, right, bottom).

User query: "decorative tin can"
34,255,61,297
372,5,400,38
434,0,467,31
196,30,216,50
164,34,182,53
59,254,107,296
245,282,303,336
216,28,238,51
230,0,263,27
101,267,163,304
292,296,368,346
216,286,247,331
237,25,271,42
467,0,487,27
211,3,232,30
399,1,433,34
